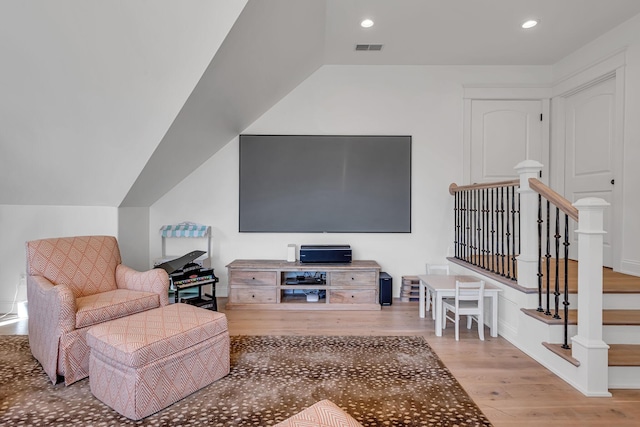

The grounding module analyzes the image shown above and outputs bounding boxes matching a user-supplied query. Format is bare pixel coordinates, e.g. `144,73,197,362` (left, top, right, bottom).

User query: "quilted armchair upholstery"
26,235,170,385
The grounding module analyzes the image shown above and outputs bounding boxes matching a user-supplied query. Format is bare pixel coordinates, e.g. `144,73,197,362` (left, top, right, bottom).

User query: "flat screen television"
239,134,411,233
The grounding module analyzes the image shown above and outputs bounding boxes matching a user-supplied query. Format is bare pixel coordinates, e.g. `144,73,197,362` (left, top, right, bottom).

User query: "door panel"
470,100,543,183
564,78,615,266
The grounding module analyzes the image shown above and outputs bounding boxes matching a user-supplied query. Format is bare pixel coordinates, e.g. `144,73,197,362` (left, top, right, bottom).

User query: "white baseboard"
0,301,17,315
217,286,229,298
620,259,640,277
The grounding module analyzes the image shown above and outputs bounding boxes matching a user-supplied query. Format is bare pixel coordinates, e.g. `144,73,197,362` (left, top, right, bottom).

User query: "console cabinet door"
329,289,377,304
330,271,377,287
229,271,277,286
230,287,277,304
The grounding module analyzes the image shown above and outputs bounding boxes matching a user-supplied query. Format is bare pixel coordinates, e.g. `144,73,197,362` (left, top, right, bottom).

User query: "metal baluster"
500,187,505,276
545,200,551,316
461,191,465,261
553,207,561,319
511,186,517,281
506,185,511,279
471,189,476,266
482,188,487,270
562,214,571,349
516,189,521,280
537,193,544,312
455,192,460,259
464,190,468,262
465,190,469,262
489,188,496,272
476,189,481,267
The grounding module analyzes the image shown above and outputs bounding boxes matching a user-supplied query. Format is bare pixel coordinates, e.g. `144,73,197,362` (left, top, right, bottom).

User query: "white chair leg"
467,315,473,329
454,313,460,341
478,314,485,341
442,307,447,329
425,288,431,312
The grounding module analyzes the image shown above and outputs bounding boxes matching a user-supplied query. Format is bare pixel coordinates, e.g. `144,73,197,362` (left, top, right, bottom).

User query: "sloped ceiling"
0,0,247,206
120,0,326,207
3,0,640,208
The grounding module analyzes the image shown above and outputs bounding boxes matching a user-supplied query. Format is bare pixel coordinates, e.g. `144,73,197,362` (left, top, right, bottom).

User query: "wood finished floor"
3,300,640,426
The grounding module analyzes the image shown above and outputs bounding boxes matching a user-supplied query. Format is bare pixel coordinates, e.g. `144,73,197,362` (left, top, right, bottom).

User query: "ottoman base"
90,331,229,420
87,304,230,420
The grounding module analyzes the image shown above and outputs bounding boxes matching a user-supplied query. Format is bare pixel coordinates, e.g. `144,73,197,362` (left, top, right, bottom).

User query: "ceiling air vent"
355,44,383,51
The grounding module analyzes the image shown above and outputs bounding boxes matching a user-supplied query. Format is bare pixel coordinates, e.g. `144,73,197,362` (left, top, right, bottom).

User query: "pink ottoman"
86,303,230,420
276,400,363,427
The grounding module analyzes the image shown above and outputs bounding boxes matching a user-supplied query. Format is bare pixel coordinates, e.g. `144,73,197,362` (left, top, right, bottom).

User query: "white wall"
0,205,118,314
553,13,640,276
152,64,551,296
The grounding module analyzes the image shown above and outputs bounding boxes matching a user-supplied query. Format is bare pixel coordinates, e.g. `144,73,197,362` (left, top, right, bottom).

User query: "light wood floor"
3,300,640,426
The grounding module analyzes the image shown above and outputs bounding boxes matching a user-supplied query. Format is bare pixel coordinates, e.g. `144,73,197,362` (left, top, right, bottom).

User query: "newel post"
514,160,543,289
572,197,611,397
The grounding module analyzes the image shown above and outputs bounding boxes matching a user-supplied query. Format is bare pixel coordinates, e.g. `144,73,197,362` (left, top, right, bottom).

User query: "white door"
470,100,543,184
564,78,616,267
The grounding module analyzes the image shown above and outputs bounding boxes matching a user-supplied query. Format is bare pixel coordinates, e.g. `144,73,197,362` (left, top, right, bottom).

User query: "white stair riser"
604,325,640,344
548,294,640,309
546,324,640,345
604,294,640,309
609,366,640,389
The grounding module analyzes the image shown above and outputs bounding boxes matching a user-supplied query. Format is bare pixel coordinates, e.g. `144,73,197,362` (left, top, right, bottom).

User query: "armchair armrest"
116,264,170,306
27,275,76,333
26,275,76,383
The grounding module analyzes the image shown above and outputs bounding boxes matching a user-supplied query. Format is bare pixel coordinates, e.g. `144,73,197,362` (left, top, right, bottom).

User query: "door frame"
550,50,626,272
462,85,551,185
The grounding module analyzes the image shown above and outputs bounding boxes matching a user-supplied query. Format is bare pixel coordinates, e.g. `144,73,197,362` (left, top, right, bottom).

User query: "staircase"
521,264,640,388
449,160,640,395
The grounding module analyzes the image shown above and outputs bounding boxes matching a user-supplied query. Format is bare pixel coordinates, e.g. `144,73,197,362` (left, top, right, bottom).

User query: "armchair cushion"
75,289,161,329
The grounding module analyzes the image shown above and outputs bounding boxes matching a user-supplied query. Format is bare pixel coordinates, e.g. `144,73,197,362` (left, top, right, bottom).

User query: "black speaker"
379,272,392,306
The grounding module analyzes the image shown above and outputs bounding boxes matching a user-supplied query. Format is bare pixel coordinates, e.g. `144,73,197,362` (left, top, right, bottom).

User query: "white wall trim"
621,259,640,277
551,58,626,272
462,89,551,186
552,48,627,97
463,85,552,100
462,99,472,184
612,66,626,273
0,302,17,315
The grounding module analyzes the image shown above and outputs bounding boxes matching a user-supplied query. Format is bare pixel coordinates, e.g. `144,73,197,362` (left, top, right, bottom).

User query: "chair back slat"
426,264,450,275
455,280,485,305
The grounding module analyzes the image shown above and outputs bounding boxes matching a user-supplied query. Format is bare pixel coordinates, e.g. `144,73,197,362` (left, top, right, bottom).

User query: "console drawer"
229,271,277,286
330,271,377,287
329,289,377,304
230,287,277,304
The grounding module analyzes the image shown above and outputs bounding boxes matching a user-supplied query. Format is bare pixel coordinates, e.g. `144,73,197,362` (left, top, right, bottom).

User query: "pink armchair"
26,235,169,385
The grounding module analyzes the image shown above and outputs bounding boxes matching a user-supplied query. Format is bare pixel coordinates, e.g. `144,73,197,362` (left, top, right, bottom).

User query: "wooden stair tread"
449,257,640,293
609,344,640,366
543,343,640,367
542,343,580,366
604,310,640,325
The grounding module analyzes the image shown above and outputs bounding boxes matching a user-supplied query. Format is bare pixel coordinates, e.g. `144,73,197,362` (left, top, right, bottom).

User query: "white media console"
225,259,382,311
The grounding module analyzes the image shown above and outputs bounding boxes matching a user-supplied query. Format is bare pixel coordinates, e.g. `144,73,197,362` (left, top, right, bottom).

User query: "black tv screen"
239,135,411,233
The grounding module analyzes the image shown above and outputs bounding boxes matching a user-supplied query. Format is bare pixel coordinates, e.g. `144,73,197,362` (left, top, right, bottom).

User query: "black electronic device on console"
299,245,352,264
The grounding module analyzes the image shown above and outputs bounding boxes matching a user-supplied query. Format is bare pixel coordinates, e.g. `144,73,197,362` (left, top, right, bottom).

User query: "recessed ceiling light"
361,19,374,28
522,19,538,29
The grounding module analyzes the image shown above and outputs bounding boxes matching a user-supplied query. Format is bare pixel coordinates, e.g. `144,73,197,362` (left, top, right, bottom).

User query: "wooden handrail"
449,179,519,195
529,178,579,222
